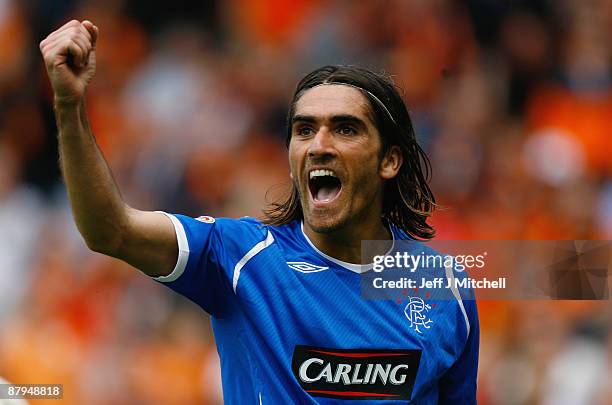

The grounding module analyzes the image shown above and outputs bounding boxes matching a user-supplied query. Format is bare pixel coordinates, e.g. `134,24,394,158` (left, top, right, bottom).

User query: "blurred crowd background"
0,0,610,403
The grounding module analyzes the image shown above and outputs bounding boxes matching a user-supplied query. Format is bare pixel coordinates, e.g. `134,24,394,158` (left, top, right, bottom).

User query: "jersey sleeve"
151,213,267,318
437,298,480,404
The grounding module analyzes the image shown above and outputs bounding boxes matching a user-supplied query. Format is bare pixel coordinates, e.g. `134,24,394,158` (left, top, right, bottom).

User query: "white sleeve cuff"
153,212,189,283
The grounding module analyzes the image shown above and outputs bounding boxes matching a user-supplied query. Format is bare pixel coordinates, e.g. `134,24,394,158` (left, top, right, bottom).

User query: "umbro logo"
287,261,329,273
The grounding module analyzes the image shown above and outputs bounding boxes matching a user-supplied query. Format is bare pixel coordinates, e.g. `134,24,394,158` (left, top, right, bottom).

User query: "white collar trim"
300,221,396,274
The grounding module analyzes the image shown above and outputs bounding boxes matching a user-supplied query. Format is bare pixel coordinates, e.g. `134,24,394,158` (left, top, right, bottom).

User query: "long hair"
263,65,436,240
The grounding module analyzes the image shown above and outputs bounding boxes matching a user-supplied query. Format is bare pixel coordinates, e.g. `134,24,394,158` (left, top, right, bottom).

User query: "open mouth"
308,169,342,203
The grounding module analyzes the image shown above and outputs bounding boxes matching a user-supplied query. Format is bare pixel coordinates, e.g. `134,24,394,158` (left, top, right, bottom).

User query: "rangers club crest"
403,297,432,334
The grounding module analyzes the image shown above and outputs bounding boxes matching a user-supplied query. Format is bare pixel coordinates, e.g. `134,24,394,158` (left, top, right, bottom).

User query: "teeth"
309,169,337,180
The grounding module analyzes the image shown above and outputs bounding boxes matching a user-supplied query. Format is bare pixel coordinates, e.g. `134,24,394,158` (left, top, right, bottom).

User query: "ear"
379,145,403,180
290,172,294,180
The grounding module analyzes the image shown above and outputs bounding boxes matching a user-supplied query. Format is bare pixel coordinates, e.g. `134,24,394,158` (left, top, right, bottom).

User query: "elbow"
82,232,123,257
79,208,130,256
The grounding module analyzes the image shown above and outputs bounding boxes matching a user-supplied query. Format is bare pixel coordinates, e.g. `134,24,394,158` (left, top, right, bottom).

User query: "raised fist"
39,20,98,103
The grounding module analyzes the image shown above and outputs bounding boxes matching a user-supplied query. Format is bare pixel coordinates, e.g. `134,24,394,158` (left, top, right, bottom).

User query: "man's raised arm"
40,20,177,277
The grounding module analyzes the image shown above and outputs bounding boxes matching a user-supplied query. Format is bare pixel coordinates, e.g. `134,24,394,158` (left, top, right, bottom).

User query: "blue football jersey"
152,213,479,404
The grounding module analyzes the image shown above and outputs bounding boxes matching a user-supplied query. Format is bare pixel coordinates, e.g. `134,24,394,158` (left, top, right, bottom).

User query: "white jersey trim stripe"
232,231,275,293
444,264,470,338
154,212,190,283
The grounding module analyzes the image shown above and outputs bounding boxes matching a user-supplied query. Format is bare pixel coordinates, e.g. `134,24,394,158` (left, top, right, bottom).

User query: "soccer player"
40,20,479,404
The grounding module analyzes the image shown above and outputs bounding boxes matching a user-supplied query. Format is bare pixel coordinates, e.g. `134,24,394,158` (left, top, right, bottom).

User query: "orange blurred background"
0,0,610,403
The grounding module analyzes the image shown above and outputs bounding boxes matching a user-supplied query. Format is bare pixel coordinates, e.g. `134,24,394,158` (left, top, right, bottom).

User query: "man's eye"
296,127,314,136
338,126,357,135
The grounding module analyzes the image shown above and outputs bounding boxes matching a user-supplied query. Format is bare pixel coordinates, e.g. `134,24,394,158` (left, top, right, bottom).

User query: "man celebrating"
40,20,478,404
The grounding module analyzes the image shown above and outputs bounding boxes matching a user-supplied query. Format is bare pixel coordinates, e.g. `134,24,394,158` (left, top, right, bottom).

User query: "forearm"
55,98,129,253
41,20,177,276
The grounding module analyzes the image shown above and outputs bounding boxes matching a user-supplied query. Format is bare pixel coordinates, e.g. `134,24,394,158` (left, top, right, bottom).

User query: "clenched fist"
40,20,98,104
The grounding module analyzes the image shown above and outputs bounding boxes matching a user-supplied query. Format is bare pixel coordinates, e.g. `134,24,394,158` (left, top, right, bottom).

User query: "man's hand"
40,20,98,104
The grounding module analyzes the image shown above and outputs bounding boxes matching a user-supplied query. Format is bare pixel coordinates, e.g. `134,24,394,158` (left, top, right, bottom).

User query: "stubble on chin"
299,189,347,234
304,212,347,235
307,222,335,234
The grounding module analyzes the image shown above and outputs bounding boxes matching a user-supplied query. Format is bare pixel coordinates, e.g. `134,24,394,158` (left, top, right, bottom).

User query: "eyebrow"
291,114,368,128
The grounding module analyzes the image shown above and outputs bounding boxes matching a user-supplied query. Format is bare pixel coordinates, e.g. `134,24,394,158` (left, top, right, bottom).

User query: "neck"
303,216,391,265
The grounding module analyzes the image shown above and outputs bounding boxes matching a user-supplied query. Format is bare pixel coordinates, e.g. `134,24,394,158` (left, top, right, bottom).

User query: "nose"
307,127,336,159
